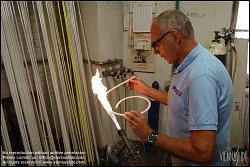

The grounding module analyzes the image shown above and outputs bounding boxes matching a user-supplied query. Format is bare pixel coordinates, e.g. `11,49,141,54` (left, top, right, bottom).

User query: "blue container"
148,81,160,132
146,81,160,154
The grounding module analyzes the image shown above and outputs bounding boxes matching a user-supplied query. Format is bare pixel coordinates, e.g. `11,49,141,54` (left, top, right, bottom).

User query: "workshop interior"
1,1,249,166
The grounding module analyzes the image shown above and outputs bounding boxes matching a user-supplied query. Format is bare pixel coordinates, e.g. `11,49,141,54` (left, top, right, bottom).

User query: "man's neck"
178,39,197,65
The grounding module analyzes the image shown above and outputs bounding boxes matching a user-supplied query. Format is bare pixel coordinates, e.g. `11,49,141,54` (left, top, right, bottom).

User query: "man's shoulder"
190,46,228,79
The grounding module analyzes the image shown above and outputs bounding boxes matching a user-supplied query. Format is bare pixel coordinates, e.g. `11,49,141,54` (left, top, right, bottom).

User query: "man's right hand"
127,78,151,95
127,77,168,105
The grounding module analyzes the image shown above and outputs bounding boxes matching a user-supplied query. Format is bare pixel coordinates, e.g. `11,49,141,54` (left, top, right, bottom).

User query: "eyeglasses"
151,31,171,49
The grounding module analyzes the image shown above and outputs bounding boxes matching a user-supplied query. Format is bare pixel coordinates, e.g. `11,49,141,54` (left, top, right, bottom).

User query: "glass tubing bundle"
1,1,99,165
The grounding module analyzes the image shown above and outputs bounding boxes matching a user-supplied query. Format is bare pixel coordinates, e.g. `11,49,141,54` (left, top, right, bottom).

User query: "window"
235,1,249,75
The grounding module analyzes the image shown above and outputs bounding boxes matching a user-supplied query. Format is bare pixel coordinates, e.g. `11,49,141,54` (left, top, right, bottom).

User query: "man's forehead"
151,21,160,31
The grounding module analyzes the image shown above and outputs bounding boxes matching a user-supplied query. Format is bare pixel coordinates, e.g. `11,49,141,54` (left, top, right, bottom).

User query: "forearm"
155,134,213,164
144,87,168,105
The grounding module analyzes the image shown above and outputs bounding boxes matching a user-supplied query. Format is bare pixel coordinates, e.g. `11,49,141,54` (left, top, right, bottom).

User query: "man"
125,10,233,165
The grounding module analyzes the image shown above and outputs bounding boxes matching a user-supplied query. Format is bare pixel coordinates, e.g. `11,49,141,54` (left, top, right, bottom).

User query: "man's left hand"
125,111,153,142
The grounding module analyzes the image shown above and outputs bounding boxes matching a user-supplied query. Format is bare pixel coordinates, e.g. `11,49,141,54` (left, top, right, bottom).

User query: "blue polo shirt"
167,43,233,166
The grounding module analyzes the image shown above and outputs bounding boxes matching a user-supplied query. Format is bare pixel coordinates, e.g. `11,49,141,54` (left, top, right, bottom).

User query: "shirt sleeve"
189,75,218,131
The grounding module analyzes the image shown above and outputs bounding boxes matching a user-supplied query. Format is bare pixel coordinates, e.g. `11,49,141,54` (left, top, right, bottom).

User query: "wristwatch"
147,131,158,145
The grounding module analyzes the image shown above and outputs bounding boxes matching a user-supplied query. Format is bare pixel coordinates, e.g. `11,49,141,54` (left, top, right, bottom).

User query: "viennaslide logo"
219,149,247,163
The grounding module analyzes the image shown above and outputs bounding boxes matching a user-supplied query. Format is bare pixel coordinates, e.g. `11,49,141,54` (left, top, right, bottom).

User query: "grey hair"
154,10,194,39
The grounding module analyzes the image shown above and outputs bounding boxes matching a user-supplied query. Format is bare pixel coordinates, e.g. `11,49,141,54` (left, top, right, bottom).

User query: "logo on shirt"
172,85,183,97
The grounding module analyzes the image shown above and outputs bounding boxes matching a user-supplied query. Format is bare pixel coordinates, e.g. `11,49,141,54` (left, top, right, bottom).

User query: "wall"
179,1,233,47
230,39,248,147
79,1,125,146
79,1,99,61
97,1,125,145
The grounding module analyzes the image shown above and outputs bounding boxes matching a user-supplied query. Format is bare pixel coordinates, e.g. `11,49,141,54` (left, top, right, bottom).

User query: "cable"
231,42,237,83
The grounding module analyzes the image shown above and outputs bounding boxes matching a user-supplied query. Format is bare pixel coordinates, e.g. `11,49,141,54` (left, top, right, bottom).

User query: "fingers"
126,81,133,90
128,78,138,83
125,111,138,121
125,112,142,132
125,111,153,141
126,78,136,90
125,117,139,129
125,111,144,122
125,111,146,128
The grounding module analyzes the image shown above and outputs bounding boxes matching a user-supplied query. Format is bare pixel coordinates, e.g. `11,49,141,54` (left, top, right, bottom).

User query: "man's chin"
165,59,173,64
161,56,172,64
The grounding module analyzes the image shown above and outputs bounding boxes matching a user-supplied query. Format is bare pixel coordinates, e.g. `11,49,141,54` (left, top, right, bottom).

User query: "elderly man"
125,10,233,165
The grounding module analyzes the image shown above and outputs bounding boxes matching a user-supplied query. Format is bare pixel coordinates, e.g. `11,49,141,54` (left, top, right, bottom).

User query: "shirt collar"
173,43,201,75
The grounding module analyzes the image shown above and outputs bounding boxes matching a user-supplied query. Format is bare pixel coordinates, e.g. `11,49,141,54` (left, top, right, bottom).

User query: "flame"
91,69,121,130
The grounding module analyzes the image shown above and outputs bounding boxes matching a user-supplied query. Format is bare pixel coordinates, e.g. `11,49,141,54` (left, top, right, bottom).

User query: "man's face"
150,22,179,64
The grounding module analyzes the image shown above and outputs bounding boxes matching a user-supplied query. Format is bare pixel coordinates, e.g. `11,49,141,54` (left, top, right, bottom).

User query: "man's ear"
174,34,182,45
177,36,182,45
171,30,181,45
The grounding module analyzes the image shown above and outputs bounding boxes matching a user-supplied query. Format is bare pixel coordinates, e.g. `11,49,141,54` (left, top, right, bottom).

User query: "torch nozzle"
109,129,145,165
117,129,133,152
